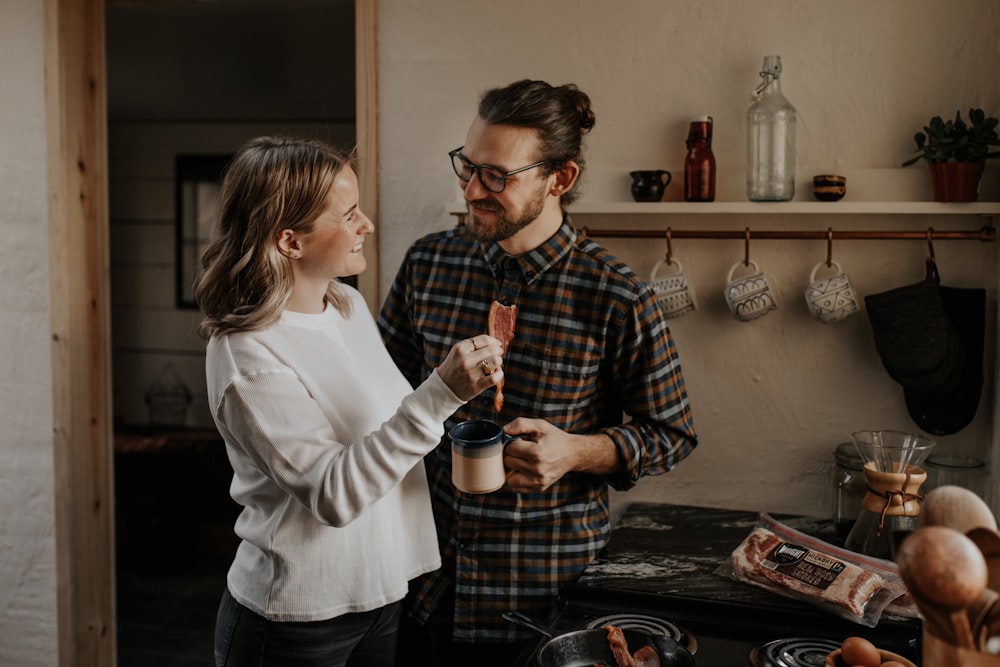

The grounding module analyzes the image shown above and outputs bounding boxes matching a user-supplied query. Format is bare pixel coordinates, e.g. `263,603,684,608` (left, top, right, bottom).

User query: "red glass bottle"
683,115,716,202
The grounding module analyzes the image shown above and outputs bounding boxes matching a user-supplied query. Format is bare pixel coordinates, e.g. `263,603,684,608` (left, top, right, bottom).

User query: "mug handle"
658,170,672,187
809,259,842,284
649,257,683,282
727,259,759,284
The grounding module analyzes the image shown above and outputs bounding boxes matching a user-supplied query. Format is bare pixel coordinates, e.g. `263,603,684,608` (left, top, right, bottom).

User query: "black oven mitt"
863,261,964,397
903,284,985,435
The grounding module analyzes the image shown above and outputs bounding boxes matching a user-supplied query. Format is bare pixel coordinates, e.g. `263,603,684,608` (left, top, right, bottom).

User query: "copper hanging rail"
577,225,997,242
449,210,996,242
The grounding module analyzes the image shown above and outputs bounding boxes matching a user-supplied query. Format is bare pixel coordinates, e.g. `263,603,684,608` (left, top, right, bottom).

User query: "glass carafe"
844,430,935,559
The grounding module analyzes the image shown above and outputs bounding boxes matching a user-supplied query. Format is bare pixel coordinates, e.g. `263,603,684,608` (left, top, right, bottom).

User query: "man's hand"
501,417,621,493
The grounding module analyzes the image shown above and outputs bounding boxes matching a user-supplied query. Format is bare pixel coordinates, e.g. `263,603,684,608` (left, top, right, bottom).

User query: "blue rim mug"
449,419,514,494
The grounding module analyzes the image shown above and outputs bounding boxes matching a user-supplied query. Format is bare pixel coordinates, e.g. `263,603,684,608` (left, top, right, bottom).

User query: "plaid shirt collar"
480,213,577,287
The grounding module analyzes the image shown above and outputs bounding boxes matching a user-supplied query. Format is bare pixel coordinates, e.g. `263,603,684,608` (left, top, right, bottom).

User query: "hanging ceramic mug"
804,259,860,323
649,258,698,319
724,260,778,321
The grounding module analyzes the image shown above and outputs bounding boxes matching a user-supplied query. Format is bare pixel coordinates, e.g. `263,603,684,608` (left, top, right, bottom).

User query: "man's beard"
465,184,546,245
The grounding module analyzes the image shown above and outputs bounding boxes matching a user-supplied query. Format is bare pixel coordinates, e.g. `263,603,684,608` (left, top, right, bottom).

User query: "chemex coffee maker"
844,429,936,559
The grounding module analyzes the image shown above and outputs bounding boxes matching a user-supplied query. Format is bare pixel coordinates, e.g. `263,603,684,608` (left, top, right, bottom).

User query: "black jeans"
394,596,530,667
215,587,401,667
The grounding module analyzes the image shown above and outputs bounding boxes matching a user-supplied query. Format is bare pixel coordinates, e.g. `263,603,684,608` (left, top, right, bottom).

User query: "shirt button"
457,543,467,550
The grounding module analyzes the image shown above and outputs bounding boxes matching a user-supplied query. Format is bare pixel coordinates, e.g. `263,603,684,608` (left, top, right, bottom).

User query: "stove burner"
583,613,698,655
749,638,841,667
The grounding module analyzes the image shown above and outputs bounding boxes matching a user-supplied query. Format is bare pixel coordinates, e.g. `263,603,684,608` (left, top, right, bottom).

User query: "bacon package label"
763,541,849,591
717,514,908,627
487,300,517,412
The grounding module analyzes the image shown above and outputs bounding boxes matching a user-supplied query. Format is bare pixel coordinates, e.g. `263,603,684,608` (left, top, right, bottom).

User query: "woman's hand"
436,335,504,401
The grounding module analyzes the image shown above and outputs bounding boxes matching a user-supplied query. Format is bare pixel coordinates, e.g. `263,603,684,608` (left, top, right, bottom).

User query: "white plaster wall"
376,0,1000,520
0,1,58,665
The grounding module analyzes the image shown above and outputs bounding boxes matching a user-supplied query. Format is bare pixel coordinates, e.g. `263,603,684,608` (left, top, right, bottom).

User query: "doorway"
103,1,375,664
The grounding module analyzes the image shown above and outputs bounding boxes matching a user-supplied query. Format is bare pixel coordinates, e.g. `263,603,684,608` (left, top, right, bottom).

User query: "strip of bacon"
487,300,517,412
605,625,637,667
632,645,661,667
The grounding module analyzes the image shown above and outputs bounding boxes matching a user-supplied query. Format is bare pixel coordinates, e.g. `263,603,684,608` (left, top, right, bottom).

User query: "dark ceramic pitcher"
630,169,672,202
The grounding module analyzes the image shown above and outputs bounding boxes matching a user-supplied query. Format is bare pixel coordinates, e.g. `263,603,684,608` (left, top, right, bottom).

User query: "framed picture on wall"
175,155,232,309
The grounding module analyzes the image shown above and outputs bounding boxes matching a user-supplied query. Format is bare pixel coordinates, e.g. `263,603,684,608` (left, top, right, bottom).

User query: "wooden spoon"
976,598,1000,653
968,526,1000,592
920,485,997,534
897,525,988,650
904,586,963,647
966,588,1000,648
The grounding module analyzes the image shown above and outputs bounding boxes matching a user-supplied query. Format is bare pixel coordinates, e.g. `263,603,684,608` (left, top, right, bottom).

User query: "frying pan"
503,611,696,667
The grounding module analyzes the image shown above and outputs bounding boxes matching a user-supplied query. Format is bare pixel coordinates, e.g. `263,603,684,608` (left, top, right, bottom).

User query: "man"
378,79,697,666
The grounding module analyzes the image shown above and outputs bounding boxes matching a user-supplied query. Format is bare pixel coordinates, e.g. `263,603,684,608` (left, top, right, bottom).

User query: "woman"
196,135,504,667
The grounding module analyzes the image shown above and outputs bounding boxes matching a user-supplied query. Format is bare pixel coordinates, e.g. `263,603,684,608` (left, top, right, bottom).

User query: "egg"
840,636,881,667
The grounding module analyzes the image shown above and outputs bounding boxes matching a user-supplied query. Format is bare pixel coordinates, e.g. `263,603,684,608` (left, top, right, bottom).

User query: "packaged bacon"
717,514,908,627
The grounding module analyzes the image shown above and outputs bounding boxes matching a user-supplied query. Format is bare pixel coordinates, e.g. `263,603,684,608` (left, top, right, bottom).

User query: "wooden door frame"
49,2,377,664
355,0,379,311
47,0,114,664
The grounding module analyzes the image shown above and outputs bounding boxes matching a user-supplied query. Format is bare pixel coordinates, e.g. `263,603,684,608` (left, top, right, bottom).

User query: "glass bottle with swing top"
684,115,716,202
747,55,796,201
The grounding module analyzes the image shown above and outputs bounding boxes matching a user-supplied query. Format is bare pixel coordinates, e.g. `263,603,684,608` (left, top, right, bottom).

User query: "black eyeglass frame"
448,146,549,193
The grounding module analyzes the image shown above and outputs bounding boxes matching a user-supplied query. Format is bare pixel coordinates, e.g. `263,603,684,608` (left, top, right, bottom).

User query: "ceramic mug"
804,260,860,323
649,258,698,319
449,419,513,494
724,260,778,321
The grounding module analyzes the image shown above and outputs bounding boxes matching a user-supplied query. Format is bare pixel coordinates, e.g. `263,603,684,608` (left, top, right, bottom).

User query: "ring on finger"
481,359,493,376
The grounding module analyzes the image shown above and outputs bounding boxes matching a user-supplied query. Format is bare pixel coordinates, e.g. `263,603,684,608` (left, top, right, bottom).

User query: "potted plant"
901,108,1000,202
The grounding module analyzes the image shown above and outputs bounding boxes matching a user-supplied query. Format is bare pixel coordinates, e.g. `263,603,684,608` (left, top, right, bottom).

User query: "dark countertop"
554,502,922,663
575,502,834,601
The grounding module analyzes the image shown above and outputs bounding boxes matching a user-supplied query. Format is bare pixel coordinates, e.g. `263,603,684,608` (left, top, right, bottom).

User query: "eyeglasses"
448,146,548,194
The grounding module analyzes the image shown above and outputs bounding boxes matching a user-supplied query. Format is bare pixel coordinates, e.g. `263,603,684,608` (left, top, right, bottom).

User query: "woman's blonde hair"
195,135,356,339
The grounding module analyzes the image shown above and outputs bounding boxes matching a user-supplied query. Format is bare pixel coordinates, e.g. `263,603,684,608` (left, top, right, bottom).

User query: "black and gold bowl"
813,174,847,201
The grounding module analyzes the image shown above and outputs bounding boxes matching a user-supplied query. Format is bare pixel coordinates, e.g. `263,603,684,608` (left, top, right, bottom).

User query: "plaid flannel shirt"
377,215,697,641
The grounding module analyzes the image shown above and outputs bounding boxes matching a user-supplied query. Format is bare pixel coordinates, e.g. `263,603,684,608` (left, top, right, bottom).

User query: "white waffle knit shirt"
206,287,460,621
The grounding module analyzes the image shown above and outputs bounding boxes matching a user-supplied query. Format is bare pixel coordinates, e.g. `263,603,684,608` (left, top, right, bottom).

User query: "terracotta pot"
928,161,985,202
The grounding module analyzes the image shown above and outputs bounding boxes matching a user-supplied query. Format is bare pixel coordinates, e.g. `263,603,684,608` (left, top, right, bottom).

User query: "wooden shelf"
445,197,998,243
449,200,1000,216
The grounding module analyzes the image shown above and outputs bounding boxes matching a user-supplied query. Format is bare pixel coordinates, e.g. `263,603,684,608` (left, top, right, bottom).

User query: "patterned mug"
724,260,778,322
804,260,860,323
649,258,698,319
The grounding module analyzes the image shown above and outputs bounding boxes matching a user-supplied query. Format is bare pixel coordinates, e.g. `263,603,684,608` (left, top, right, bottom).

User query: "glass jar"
925,455,987,500
832,442,866,544
747,55,796,201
